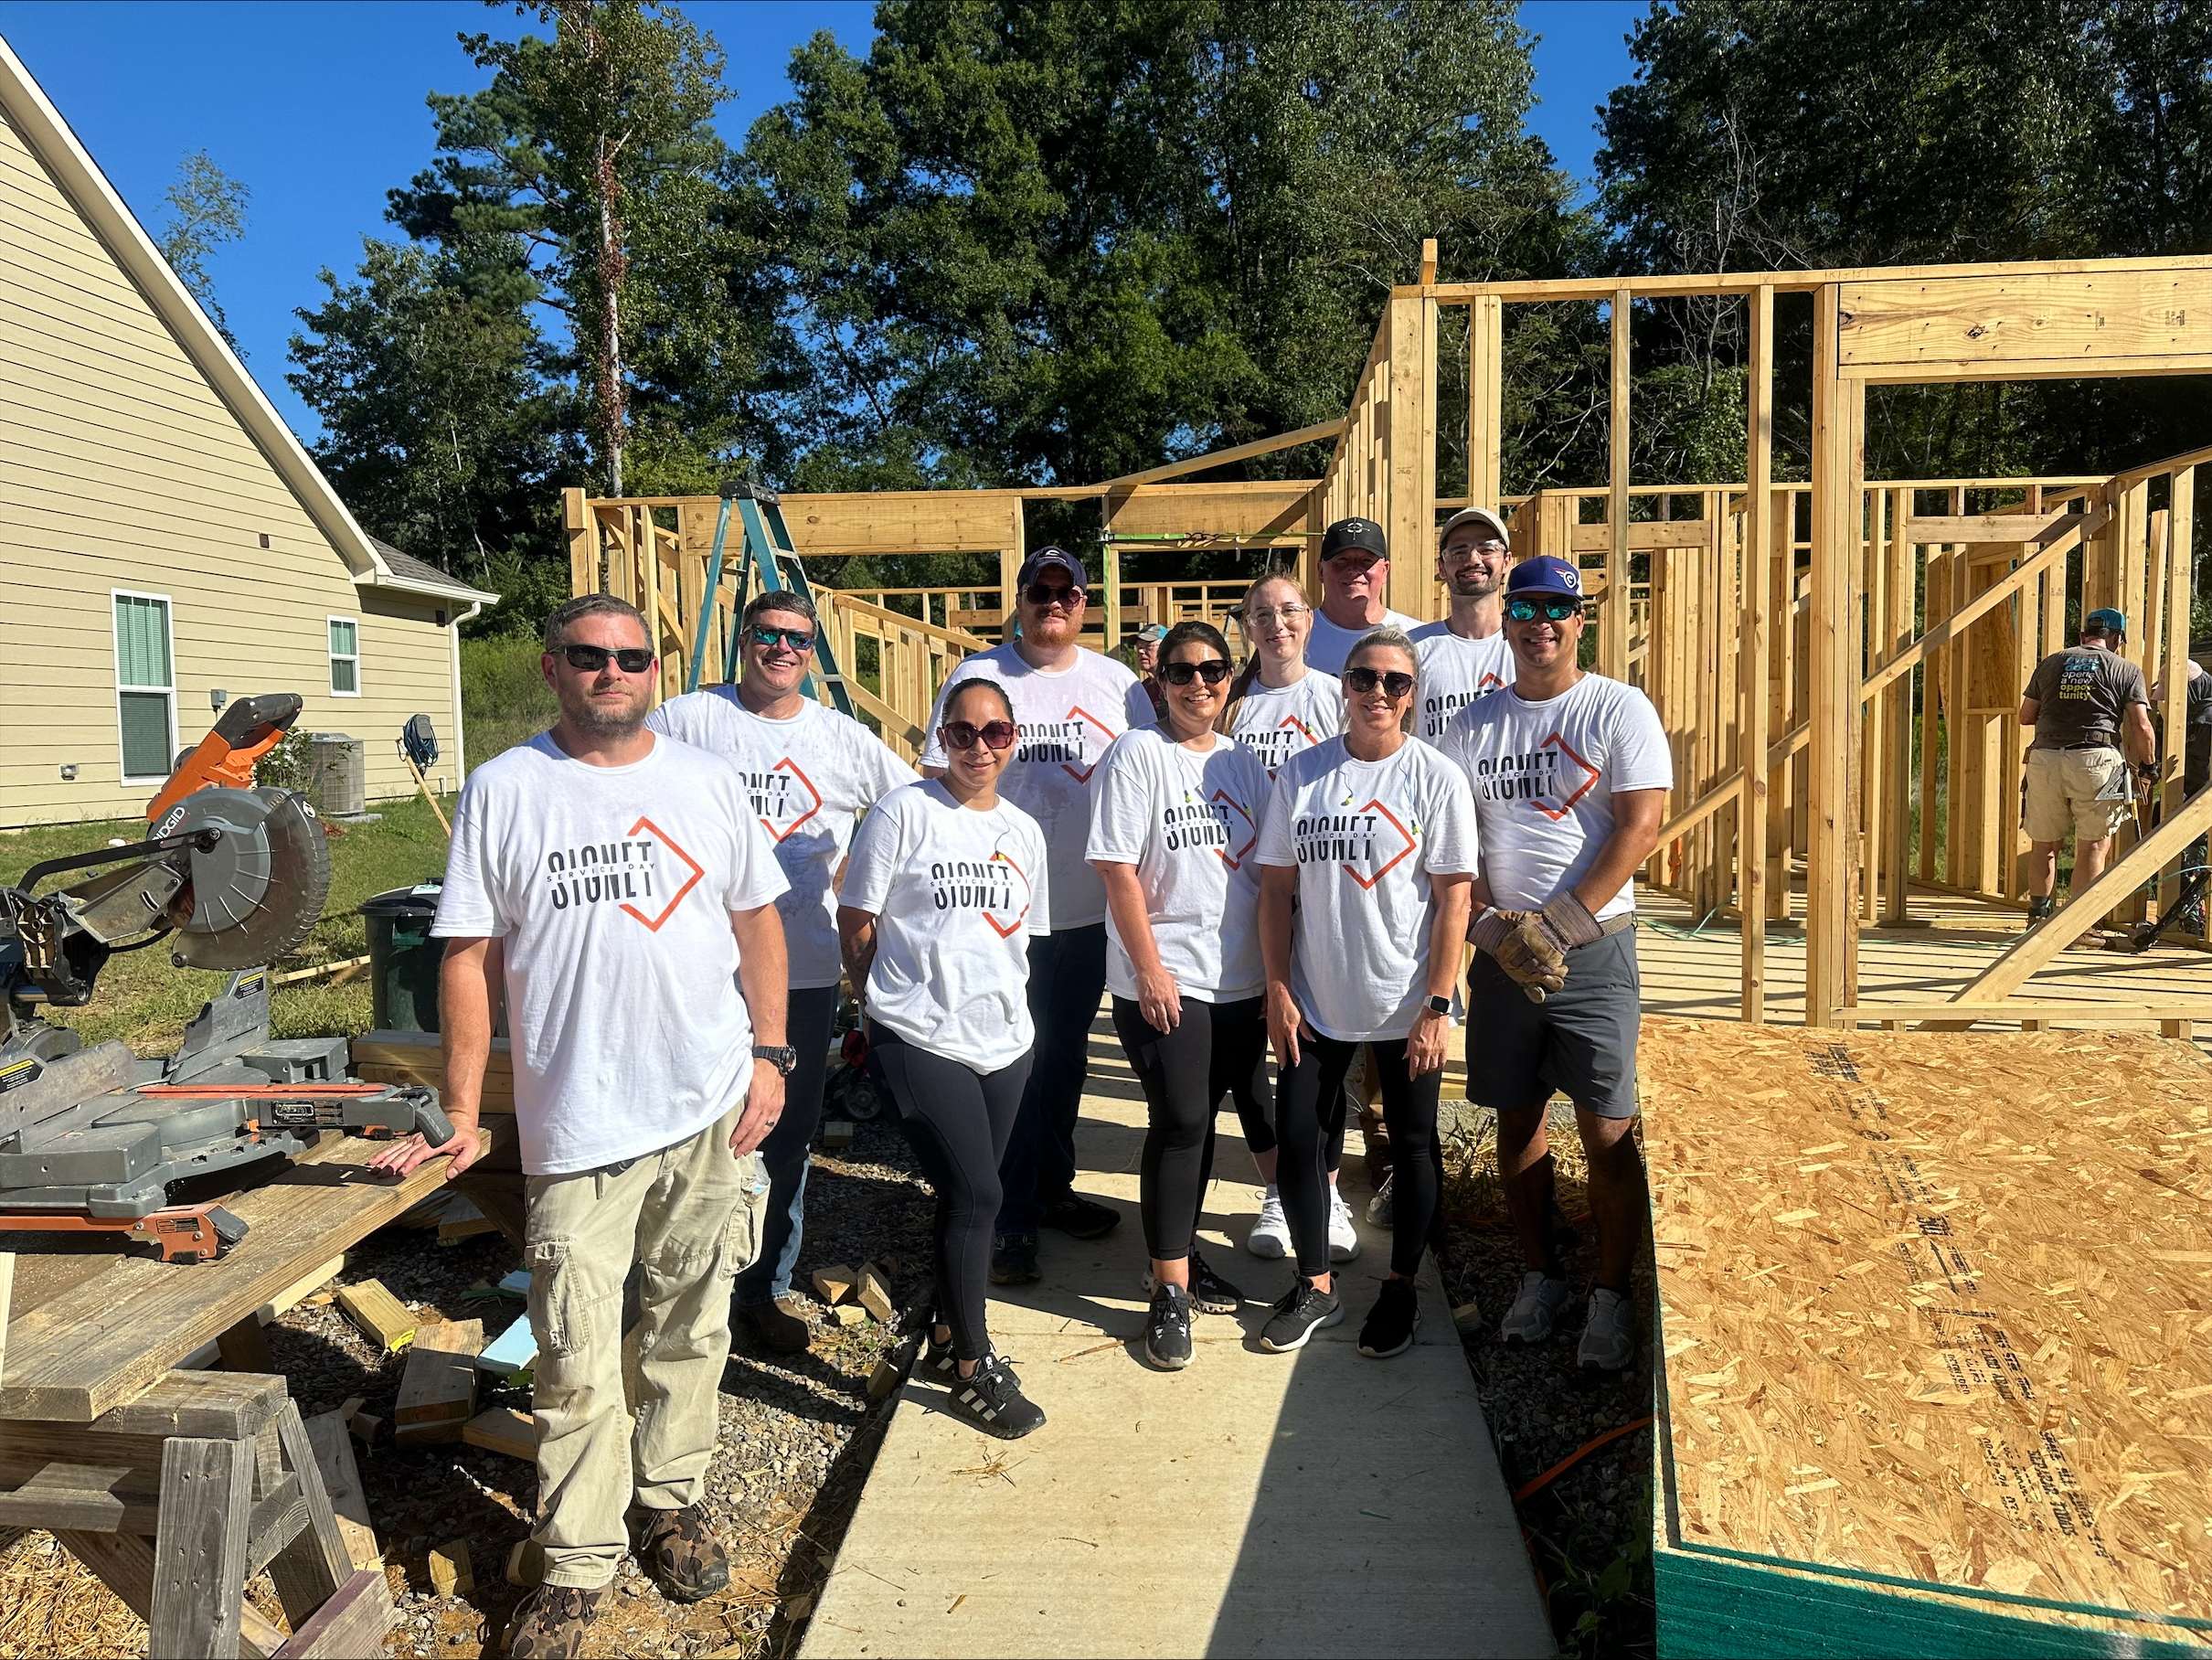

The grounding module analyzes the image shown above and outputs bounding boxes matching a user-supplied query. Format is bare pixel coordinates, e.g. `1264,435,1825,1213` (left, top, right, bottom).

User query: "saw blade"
171,789,331,971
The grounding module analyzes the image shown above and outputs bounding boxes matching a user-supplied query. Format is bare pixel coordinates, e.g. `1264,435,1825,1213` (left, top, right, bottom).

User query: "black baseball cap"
1321,517,1388,561
1016,547,1089,592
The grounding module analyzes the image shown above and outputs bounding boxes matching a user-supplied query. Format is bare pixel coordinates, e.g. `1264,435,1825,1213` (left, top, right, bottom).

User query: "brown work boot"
503,1583,611,1659
736,1295,814,1354
636,1504,731,1602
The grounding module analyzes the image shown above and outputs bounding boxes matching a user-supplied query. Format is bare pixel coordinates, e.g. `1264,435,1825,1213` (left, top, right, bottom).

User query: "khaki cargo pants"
525,1099,767,1589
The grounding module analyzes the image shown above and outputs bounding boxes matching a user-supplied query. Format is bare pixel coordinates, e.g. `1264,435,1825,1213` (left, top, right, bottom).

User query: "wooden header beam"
1410,252,2212,305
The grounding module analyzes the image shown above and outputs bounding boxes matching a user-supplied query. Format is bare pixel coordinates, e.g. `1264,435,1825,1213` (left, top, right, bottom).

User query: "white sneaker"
1578,1286,1637,1372
1327,1186,1361,1262
1498,1271,1569,1345
1246,1186,1291,1259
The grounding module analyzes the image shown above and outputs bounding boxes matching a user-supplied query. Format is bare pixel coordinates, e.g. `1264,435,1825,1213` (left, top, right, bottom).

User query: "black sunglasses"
1159,659,1232,686
1506,597,1581,622
750,624,815,653
941,718,1018,752
1344,666,1416,698
1024,581,1085,607
560,643,656,675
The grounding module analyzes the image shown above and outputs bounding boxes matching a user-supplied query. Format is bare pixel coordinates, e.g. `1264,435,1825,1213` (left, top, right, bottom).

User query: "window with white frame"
328,616,359,696
114,591,175,782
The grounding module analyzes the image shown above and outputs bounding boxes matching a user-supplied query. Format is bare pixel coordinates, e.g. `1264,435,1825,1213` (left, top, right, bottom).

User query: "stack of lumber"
350,1031,514,1113
394,1319,482,1448
1640,1020,2212,1657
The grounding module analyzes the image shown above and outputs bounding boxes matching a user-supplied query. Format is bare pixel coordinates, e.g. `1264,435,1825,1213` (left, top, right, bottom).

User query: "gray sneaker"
1578,1286,1637,1372
1498,1271,1569,1345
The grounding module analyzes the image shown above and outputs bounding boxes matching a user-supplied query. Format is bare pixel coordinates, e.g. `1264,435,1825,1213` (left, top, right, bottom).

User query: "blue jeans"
733,984,842,1307
994,923,1108,1238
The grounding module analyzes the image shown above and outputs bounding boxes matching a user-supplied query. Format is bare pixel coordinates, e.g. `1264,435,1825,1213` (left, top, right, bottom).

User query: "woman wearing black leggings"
1254,625,1479,1358
838,678,1050,1438
1089,621,1277,1369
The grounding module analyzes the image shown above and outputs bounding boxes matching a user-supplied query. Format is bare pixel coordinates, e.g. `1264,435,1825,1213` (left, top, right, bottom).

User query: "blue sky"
0,0,1643,442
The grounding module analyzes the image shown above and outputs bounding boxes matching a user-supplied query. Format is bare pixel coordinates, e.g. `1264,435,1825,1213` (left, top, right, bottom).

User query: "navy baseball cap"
1321,517,1388,561
1016,547,1089,591
1505,555,1584,601
2085,607,2127,635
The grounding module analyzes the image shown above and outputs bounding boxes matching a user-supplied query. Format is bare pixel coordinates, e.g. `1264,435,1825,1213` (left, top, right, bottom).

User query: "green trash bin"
361,882,444,1033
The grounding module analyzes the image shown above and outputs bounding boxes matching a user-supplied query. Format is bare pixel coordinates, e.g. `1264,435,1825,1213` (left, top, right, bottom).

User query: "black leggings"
1275,1033,1442,1280
866,1027,1032,1361
1111,996,1272,1261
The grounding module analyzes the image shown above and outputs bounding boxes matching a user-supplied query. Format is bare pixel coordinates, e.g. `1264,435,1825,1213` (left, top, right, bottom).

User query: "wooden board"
1642,1020,2212,1650
1835,271,2212,379
394,1319,480,1442
300,1410,378,1572
349,1031,514,1113
462,1405,536,1462
0,1123,495,1421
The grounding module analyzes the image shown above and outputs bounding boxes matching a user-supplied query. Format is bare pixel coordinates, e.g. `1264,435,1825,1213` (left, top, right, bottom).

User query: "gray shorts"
1465,927,1641,1120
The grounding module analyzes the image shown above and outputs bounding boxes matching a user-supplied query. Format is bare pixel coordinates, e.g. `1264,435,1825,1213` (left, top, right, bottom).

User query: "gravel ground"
1430,1104,1657,1660
0,1114,937,1660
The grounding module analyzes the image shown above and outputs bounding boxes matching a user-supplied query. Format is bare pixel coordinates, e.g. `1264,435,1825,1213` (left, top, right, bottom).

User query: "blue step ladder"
685,480,855,718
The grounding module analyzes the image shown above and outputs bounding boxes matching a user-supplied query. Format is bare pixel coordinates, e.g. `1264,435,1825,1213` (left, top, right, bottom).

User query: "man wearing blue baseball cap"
2018,607,2155,928
1437,554,1671,1373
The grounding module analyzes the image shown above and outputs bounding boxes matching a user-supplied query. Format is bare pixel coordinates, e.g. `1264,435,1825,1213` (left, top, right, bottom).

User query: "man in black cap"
1306,517,1421,676
2019,607,2155,927
920,548,1157,1283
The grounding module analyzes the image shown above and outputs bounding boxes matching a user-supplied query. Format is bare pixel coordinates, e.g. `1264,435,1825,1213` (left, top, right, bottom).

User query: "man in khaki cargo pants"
2019,607,2156,931
376,593,795,1659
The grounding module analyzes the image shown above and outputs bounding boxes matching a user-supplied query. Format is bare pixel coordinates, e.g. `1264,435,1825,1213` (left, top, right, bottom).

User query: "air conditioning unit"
310,733,367,818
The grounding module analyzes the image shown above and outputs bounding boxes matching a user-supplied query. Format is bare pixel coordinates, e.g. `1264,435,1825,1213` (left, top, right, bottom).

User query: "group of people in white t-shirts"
369,504,1668,1655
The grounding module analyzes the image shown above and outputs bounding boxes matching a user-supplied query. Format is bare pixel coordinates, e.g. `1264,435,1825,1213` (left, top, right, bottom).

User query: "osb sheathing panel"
1642,1018,2212,1625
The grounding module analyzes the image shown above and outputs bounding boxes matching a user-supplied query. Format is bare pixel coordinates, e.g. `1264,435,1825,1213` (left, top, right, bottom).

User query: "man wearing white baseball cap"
1438,554,1670,1375
1409,507,1516,740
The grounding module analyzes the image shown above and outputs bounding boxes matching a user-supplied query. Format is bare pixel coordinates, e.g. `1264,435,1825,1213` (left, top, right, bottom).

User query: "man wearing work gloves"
375,593,792,1660
1438,556,1670,1373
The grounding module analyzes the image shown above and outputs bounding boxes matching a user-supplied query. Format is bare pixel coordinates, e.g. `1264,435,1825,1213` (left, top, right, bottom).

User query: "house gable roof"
367,537,499,605
0,37,497,612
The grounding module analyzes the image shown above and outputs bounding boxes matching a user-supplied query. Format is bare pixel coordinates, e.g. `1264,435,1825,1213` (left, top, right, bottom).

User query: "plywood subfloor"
1641,1019,2212,1644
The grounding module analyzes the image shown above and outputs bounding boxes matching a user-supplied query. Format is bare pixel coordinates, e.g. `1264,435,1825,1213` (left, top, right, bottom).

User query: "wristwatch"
752,1045,799,1078
1423,995,1452,1017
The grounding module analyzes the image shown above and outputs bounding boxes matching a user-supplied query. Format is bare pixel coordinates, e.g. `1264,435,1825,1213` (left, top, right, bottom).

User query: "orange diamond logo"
621,816,704,931
1344,800,1415,889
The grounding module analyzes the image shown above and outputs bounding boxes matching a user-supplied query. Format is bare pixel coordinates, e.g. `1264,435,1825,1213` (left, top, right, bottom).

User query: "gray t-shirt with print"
2023,646,2147,750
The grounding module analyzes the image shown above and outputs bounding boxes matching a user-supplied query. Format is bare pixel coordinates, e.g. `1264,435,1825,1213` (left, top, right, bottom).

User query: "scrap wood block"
303,1409,382,1571
348,1410,384,1446
335,1281,418,1352
1640,1020,2212,1655
811,1263,856,1305
856,1262,895,1325
821,1119,856,1150
506,1538,546,1588
260,1253,346,1323
429,1539,474,1597
830,1304,865,1328
463,1406,537,1462
395,1318,482,1440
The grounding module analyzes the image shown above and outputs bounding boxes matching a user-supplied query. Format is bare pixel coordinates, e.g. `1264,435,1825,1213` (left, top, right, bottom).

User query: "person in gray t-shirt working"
2018,608,2155,926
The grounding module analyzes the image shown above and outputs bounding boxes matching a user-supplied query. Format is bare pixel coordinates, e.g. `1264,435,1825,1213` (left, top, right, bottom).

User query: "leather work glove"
1473,907,1567,1003
1535,891,1606,957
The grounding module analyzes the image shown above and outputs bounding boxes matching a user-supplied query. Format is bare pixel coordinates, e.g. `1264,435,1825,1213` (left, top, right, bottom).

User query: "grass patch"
460,635,556,772
2,793,454,1053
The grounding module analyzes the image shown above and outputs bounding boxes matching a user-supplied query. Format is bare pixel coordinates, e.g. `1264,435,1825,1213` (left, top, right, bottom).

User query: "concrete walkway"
803,1010,1552,1660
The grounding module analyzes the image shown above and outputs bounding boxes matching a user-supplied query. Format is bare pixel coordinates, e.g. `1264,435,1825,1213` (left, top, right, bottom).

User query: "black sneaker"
1042,1194,1121,1239
924,1331,1019,1388
1143,1282,1193,1370
1259,1280,1343,1353
989,1231,1040,1284
944,1353,1046,1439
1140,1248,1246,1314
1356,1277,1420,1358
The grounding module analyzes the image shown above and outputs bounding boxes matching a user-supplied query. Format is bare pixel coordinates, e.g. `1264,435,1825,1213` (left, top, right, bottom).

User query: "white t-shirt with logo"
647,690,916,989
1086,729,1271,1004
1439,673,1674,921
1228,670,1344,778
433,733,790,1176
1409,623,1515,740
919,644,1155,930
841,780,1049,1073
1305,606,1421,676
1255,736,1481,1042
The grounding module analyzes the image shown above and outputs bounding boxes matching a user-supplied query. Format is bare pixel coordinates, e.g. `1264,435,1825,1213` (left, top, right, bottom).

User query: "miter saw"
0,693,452,1261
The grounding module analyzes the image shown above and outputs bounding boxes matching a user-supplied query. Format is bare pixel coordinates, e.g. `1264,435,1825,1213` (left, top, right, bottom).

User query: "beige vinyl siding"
0,109,466,825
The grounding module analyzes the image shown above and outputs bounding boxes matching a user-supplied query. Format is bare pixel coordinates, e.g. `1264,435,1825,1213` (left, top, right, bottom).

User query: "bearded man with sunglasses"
918,548,1156,1285
376,594,792,1657
649,591,916,1356
1438,556,1670,1376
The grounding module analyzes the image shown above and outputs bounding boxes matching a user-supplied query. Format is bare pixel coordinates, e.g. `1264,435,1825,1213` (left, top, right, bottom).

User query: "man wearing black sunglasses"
918,548,1158,1285
377,593,793,1652
650,590,917,1357
1438,555,1671,1378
